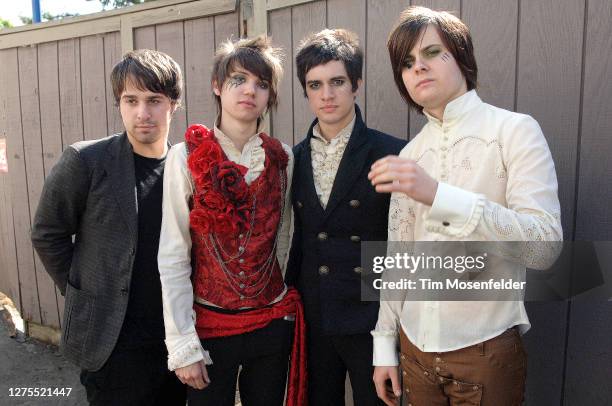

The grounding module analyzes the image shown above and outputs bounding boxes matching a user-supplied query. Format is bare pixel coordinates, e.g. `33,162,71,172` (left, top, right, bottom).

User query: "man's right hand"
175,360,210,390
373,365,402,406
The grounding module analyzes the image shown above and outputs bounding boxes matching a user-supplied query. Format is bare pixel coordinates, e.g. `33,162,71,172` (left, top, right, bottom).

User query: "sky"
2,0,105,26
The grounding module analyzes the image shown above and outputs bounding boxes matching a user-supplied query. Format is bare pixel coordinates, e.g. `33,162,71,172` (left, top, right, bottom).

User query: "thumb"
389,368,401,398
200,361,211,383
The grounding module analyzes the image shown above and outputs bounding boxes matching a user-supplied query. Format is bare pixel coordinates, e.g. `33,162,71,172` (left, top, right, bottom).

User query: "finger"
374,376,392,405
200,362,211,384
389,368,402,398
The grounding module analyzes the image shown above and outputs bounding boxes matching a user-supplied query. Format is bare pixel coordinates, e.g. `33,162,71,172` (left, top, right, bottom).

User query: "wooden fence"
1,0,610,404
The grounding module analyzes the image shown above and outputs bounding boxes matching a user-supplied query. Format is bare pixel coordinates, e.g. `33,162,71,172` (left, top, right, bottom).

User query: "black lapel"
299,121,326,217
104,133,138,241
322,105,371,221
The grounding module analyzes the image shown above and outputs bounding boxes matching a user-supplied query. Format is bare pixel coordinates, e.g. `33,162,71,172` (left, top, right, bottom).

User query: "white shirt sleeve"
158,143,212,371
276,144,294,276
425,115,563,268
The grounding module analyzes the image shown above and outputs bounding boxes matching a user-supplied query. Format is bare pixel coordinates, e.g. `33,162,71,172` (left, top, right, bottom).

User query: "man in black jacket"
287,29,406,405
31,50,186,405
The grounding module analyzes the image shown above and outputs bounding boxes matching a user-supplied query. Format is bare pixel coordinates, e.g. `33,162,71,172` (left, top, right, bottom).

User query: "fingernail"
394,390,402,397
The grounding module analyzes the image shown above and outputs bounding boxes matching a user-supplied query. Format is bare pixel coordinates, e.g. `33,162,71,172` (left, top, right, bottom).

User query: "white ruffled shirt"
310,115,355,208
158,126,294,371
372,90,563,365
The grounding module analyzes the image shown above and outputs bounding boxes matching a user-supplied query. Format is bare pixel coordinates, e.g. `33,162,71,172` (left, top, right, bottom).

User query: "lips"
416,79,434,88
238,101,256,108
321,105,338,112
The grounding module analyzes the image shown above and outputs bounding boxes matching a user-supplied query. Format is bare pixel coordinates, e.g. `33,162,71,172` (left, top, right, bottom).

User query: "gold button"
349,199,360,208
473,385,479,391
423,371,429,376
402,370,407,376
405,388,410,393
435,357,441,362
317,232,328,241
350,235,361,243
353,266,363,274
435,366,440,372
318,265,329,275
400,354,406,360
439,377,444,383
296,201,303,209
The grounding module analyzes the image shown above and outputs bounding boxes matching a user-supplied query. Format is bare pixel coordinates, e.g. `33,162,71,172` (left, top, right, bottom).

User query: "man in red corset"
157,35,305,406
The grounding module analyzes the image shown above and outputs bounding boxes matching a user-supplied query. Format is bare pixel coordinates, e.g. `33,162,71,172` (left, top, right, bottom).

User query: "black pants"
80,345,186,406
187,318,294,406
308,332,385,406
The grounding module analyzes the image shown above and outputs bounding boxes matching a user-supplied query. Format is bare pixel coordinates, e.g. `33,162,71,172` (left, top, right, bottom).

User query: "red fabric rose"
214,212,240,235
190,208,214,235
188,140,224,185
211,161,249,203
261,134,289,171
185,124,214,151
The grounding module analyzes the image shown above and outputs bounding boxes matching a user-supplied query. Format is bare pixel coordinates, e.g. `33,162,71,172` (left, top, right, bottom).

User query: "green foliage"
86,0,157,9
19,12,77,25
0,17,13,28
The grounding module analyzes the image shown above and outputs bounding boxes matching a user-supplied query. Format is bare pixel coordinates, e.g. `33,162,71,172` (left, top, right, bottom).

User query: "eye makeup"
441,52,451,62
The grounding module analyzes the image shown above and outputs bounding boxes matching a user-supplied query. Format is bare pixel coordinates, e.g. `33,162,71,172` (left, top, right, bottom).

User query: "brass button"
473,386,479,391
317,232,328,241
400,354,406,360
439,377,444,383
350,235,361,243
435,366,440,372
402,370,407,376
349,199,360,208
435,357,442,363
353,266,363,274
296,201,303,209
423,371,429,376
405,388,410,393
318,265,329,275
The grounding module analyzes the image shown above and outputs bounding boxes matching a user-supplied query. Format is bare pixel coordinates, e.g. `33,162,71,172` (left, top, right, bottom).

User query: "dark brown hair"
295,28,363,97
387,6,477,113
111,49,183,105
211,35,283,120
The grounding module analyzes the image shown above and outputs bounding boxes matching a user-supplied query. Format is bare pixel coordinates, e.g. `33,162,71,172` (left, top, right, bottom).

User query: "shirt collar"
423,90,482,126
312,113,356,146
213,124,263,152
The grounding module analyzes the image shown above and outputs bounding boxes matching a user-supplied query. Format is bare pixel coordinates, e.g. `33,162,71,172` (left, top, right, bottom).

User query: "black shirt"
116,152,166,350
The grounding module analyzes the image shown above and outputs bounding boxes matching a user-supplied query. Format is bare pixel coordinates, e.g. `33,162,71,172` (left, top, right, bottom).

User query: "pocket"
446,378,483,406
63,281,95,355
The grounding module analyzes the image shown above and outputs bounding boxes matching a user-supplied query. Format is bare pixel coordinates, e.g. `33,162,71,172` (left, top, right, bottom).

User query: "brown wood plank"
134,26,156,50
104,31,124,135
13,46,41,324
58,38,84,147
462,0,517,111
327,0,367,112
184,17,216,129
213,11,239,50
156,21,187,144
291,0,326,143
407,0,460,138
366,0,409,139
0,49,21,310
36,42,63,329
81,35,109,141
268,7,294,145
565,0,612,404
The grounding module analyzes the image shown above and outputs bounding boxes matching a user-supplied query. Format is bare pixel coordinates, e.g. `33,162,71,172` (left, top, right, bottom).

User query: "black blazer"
286,105,406,336
32,133,140,371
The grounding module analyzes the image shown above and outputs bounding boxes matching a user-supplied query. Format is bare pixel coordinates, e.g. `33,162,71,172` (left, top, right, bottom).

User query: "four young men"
31,5,560,406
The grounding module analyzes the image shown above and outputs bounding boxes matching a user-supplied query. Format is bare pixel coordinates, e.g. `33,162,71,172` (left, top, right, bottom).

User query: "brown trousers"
400,328,527,406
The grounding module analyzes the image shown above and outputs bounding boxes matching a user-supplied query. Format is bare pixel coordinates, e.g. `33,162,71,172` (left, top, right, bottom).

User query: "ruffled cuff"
166,334,213,371
371,330,399,366
425,182,485,237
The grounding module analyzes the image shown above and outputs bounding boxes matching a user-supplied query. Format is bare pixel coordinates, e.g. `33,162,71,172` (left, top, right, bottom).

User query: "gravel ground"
0,315,86,405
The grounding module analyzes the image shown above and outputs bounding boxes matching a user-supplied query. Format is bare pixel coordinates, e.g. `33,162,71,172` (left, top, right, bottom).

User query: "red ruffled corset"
185,124,289,309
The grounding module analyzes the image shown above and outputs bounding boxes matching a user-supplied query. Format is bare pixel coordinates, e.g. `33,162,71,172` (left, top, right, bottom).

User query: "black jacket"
286,105,406,335
31,133,141,371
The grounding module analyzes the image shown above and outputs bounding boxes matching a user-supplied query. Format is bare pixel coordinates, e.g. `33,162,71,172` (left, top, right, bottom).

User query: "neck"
318,111,354,142
128,134,168,159
218,115,258,152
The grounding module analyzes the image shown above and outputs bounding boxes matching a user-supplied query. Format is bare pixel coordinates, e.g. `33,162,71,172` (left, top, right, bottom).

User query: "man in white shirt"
369,6,562,406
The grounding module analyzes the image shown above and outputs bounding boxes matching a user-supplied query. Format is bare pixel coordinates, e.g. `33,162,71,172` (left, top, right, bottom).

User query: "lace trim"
371,330,397,337
168,335,213,371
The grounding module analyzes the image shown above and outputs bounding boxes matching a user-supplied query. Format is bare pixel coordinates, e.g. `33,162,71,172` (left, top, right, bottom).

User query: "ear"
170,101,178,114
212,80,222,96
355,78,363,94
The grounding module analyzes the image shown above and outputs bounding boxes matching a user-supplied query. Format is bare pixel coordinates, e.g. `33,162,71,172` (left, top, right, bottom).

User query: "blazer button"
296,201,303,209
121,286,129,295
353,266,363,274
317,232,328,241
349,199,360,208
350,235,361,243
318,265,330,275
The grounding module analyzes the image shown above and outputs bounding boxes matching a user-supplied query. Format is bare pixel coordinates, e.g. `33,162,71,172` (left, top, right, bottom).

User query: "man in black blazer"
288,29,406,405
31,50,186,405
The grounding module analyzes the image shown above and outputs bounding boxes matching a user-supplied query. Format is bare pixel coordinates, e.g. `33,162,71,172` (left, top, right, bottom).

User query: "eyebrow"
306,75,348,84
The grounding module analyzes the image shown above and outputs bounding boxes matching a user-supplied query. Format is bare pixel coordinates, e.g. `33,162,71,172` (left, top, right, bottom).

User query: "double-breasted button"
353,266,363,274
296,201,303,209
350,235,361,243
318,265,330,275
317,232,328,241
349,199,360,208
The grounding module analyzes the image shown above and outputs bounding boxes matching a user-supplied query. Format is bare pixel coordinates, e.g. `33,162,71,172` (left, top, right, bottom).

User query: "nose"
136,103,151,121
321,84,334,100
413,57,428,73
243,80,256,96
